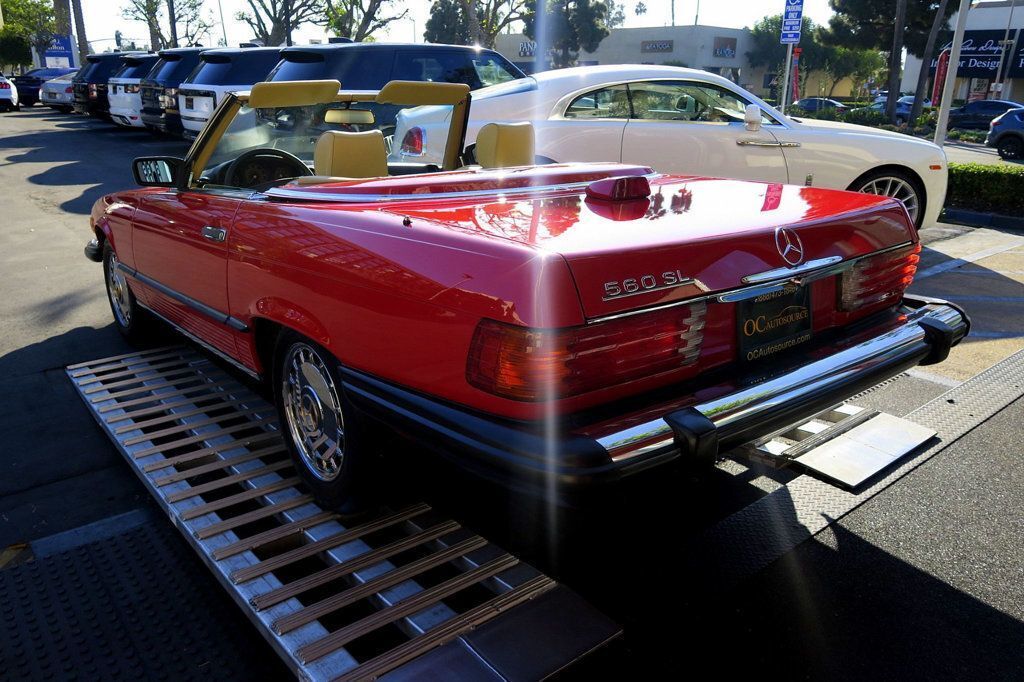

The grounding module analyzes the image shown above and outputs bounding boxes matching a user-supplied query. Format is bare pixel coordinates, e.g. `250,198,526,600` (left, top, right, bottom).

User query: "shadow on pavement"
0,116,186,215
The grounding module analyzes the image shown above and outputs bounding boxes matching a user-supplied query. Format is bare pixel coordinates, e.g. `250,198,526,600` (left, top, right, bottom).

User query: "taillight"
400,126,424,155
991,114,1003,128
838,243,921,312
64,86,73,93
0,82,9,90
467,303,707,401
88,83,97,99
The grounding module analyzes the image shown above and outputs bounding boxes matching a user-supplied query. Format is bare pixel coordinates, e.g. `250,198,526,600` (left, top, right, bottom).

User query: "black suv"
949,99,1024,130
73,52,144,117
140,47,206,134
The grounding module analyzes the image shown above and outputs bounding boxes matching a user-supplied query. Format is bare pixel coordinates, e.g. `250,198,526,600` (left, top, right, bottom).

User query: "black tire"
997,136,1023,160
102,243,153,344
849,168,926,228
273,331,376,513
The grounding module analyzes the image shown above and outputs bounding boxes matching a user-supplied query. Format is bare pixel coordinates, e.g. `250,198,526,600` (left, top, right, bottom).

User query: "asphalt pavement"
943,139,1022,166
0,106,1022,680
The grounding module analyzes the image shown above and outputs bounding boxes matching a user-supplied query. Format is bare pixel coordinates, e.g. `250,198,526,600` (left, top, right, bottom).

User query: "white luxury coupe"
390,65,948,227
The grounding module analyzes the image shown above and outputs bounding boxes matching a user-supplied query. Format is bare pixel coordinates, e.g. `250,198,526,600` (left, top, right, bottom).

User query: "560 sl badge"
603,270,695,300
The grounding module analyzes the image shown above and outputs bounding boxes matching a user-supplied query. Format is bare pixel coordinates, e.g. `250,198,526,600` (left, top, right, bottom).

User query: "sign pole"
780,43,794,111
778,0,804,112
934,0,973,145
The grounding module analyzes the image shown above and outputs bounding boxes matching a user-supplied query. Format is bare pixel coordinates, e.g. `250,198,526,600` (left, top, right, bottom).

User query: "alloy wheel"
857,176,920,226
282,343,345,482
107,251,132,327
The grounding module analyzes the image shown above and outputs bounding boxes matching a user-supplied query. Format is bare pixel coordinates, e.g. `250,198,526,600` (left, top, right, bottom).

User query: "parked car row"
30,43,524,143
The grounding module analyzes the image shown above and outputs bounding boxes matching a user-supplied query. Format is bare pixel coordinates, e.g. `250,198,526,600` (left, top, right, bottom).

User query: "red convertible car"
86,79,969,507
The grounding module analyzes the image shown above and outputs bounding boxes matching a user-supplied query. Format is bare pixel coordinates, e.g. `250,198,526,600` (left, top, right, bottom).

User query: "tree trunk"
54,0,72,36
911,0,949,123
886,0,909,123
166,0,179,47
71,0,89,64
461,0,484,45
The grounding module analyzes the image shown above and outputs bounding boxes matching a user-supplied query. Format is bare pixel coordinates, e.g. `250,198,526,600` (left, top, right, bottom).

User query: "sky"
80,0,837,51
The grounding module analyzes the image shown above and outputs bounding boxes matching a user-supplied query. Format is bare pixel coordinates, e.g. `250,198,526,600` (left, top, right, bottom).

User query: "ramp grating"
67,345,619,681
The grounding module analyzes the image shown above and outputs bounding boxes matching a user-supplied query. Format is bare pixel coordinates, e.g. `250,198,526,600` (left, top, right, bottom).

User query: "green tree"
0,27,33,68
3,0,58,66
425,0,472,44
823,0,956,58
323,0,408,43
820,46,885,96
747,15,830,99
524,0,610,69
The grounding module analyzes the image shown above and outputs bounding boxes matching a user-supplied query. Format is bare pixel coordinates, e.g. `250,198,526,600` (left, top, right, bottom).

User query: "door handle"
736,139,801,148
201,226,227,242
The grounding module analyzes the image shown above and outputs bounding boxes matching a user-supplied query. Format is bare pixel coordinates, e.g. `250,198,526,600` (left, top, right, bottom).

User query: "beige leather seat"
475,122,535,168
313,129,388,178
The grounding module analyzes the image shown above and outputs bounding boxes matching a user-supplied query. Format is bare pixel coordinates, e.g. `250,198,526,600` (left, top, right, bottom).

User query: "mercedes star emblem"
775,226,805,267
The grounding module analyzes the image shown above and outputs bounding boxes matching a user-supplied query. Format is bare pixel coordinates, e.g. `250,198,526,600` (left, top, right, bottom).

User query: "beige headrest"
475,122,535,169
313,129,388,179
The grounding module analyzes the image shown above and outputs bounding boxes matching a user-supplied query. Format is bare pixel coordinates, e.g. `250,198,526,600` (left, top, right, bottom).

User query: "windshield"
200,99,454,190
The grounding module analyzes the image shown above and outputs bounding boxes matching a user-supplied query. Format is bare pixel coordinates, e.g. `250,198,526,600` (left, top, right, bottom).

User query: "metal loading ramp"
67,346,619,681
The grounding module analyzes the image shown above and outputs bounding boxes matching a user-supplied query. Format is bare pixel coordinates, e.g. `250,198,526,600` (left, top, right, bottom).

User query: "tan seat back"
313,129,388,178
475,122,535,168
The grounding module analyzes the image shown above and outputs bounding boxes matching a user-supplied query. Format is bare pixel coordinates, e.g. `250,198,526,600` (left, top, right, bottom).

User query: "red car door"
131,189,245,360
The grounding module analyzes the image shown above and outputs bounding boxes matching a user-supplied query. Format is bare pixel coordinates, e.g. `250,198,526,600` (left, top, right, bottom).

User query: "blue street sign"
780,0,804,45
43,35,76,67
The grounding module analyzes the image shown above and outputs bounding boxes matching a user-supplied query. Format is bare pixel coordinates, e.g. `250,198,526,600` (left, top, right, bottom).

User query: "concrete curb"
941,207,1024,232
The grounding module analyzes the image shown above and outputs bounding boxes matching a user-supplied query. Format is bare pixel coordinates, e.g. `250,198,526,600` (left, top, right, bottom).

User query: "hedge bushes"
946,162,1024,215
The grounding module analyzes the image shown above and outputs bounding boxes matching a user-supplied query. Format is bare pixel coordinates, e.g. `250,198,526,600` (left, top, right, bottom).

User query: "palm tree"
71,0,89,63
910,0,950,124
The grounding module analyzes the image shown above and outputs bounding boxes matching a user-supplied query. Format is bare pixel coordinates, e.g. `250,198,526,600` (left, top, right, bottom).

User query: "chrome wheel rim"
282,343,345,482
858,176,920,225
107,251,132,327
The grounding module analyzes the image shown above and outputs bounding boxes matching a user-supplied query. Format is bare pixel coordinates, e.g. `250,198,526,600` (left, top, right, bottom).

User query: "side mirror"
744,103,762,132
132,156,183,187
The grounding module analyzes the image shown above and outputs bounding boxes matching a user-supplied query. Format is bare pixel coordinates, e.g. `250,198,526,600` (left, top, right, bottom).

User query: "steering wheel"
224,148,312,188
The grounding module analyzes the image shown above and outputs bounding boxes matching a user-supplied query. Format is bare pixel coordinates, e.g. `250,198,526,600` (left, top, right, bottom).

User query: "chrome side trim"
118,263,249,332
740,255,844,284
138,302,261,381
597,302,966,461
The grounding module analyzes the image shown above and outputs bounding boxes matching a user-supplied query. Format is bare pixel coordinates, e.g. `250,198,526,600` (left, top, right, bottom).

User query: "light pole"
992,0,1017,98
216,0,228,47
935,0,973,144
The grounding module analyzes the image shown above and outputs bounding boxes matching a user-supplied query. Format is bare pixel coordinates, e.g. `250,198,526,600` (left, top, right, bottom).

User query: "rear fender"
247,297,332,354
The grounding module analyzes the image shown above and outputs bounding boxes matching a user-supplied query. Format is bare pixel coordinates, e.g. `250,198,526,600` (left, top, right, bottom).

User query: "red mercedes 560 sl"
85,79,969,508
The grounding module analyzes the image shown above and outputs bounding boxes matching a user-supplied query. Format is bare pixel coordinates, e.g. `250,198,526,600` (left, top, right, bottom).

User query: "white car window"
564,84,631,119
627,80,775,125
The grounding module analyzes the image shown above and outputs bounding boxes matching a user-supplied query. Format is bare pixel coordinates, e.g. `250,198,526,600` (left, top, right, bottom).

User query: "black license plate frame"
737,285,813,362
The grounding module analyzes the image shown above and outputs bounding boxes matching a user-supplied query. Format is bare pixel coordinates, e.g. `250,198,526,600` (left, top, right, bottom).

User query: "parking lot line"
917,238,1024,279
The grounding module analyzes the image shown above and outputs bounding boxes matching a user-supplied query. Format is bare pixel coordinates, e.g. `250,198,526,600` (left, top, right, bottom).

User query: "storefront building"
494,24,769,97
901,0,1024,103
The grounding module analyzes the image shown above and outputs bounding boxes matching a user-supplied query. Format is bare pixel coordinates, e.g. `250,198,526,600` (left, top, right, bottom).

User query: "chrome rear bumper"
341,296,968,500
598,297,969,465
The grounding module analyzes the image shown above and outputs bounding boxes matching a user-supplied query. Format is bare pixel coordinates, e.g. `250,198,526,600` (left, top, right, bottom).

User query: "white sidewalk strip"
917,239,1024,279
